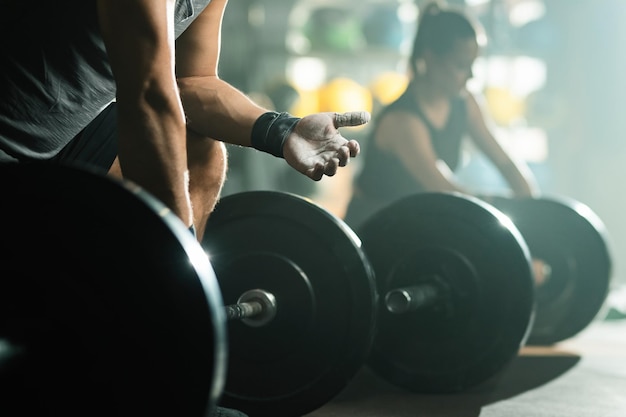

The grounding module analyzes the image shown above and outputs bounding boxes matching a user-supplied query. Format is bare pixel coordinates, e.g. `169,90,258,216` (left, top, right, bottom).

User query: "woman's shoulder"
458,88,485,109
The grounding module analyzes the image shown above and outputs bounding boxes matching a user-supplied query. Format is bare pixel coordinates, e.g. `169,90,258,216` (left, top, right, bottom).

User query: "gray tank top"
0,0,211,162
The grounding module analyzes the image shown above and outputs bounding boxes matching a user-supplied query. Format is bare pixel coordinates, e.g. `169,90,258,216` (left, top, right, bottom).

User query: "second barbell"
202,190,535,416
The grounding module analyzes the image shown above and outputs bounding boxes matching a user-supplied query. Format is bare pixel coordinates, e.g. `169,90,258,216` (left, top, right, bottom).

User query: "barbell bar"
223,289,277,326
384,281,444,314
227,283,444,323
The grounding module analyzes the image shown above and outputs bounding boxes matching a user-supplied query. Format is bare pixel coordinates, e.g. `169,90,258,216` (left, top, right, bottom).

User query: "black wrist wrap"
251,111,301,158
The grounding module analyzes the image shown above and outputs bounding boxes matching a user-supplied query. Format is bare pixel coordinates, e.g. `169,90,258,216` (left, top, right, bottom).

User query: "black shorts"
51,101,119,174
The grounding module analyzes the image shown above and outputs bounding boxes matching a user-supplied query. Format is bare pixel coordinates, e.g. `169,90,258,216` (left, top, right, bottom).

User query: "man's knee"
188,136,228,205
188,137,228,239
188,135,228,182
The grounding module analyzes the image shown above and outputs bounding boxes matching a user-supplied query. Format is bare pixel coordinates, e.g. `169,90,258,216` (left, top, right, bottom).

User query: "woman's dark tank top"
344,88,467,229
355,89,468,201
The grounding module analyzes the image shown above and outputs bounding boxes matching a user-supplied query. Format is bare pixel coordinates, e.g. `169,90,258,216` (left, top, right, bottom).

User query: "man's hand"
282,111,371,180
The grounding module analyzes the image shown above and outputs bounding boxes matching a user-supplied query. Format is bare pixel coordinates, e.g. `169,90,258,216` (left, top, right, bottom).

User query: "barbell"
483,195,613,345
201,189,378,417
0,163,227,417
202,190,535,415
354,192,535,394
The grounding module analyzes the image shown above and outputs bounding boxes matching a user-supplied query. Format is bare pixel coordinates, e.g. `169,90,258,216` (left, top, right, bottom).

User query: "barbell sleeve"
224,301,264,321
385,283,440,314
223,289,277,327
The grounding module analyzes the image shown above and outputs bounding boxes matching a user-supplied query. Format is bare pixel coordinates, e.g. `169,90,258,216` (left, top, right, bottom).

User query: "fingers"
305,157,340,181
319,145,350,176
324,158,339,176
307,163,325,181
334,111,371,128
337,146,350,167
300,133,359,181
346,140,360,157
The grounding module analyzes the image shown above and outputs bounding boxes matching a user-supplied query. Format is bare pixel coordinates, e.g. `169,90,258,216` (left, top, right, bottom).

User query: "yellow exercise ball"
317,77,373,116
484,86,527,126
369,71,409,106
288,88,320,118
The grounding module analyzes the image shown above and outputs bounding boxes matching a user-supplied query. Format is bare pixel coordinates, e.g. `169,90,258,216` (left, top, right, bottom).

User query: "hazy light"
496,126,549,163
398,2,419,23
509,0,546,28
287,57,327,90
248,3,265,27
481,55,546,97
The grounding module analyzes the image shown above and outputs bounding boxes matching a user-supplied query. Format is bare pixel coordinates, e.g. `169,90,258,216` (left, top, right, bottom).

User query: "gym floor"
305,318,626,417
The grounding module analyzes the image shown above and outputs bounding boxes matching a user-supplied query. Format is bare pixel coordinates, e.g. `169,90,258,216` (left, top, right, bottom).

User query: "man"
0,1,369,416
0,0,369,239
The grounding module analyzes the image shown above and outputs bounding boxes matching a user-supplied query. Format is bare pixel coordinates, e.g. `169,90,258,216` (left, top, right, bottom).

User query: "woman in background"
344,0,539,229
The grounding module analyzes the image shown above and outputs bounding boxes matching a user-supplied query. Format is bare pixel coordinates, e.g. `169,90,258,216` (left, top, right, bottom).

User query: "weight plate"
0,163,226,417
202,191,377,417
487,195,612,345
359,192,535,393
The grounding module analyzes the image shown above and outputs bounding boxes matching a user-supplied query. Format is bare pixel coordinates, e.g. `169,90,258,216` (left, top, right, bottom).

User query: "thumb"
333,111,371,128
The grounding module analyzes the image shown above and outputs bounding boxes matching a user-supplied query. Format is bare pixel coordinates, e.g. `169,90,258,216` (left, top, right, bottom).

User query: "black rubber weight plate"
0,163,226,417
202,191,377,417
487,196,613,345
359,192,535,393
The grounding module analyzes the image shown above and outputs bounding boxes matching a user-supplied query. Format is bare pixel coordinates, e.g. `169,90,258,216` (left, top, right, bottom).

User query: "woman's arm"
465,92,540,197
377,110,468,194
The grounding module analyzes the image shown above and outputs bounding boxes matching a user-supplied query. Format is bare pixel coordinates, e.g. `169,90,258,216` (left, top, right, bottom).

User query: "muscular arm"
174,0,366,180
175,0,267,145
376,111,468,194
465,93,539,197
97,0,193,225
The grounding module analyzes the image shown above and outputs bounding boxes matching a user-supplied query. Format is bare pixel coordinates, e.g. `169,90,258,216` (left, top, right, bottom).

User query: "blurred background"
216,0,626,287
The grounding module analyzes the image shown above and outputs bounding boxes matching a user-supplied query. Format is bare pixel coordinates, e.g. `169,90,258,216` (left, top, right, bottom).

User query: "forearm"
466,93,539,197
96,0,194,225
410,159,468,195
177,75,267,146
498,160,540,197
116,94,193,226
